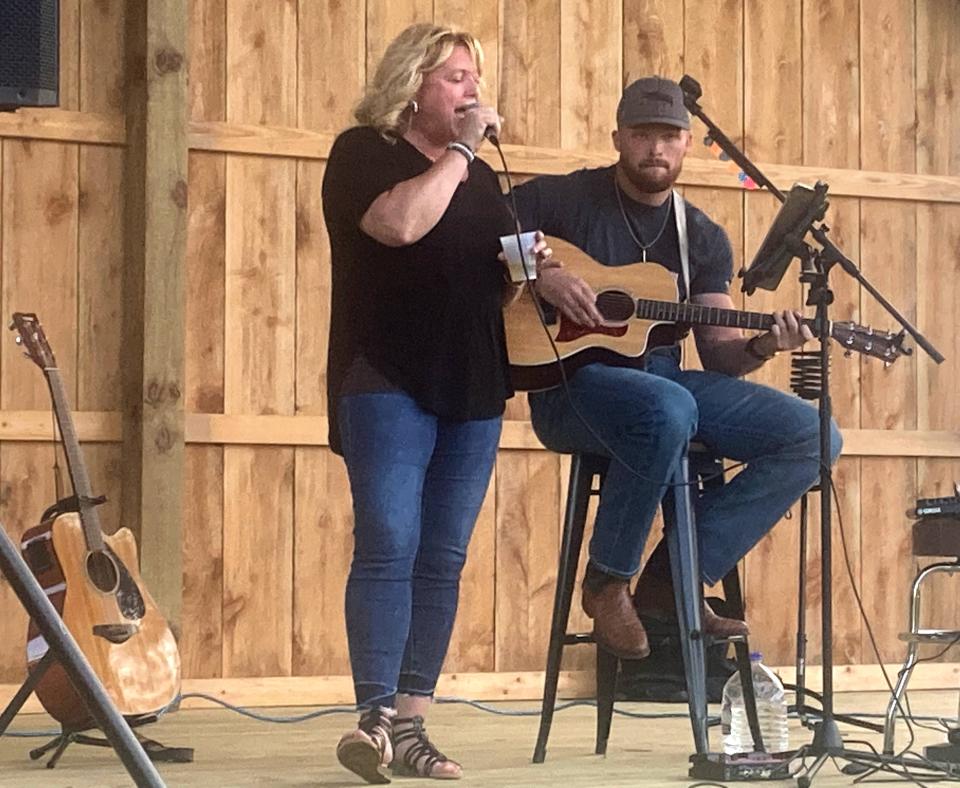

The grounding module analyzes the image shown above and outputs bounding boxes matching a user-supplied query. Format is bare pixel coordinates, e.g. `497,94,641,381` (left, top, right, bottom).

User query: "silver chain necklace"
614,176,672,263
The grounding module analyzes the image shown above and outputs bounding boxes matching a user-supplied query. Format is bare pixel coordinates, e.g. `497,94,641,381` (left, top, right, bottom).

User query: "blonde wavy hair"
355,23,484,137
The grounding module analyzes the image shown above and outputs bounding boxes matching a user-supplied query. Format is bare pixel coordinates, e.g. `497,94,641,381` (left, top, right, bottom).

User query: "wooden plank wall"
0,0,958,696
0,1,126,681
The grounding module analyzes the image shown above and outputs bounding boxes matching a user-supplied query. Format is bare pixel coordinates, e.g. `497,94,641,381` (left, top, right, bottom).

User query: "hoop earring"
410,99,419,114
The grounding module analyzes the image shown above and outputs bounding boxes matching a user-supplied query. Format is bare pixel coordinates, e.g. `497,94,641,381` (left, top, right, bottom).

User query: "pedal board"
689,751,796,781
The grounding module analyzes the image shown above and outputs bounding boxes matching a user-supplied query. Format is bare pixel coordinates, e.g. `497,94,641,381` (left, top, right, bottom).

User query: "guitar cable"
492,137,750,490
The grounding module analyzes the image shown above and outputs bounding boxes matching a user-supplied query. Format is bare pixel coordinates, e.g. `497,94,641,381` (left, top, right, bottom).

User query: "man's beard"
622,160,683,193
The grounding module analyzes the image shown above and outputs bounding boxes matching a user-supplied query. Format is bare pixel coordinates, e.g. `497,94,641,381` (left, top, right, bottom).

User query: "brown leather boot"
582,581,651,660
633,568,749,638
700,602,750,637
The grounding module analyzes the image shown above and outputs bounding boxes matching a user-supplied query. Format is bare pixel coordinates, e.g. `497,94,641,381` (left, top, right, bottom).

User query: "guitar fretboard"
46,367,105,552
636,299,815,333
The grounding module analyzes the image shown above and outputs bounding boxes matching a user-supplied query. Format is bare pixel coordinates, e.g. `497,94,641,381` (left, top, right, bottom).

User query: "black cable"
0,693,713,741
915,634,960,666
12,692,954,739
905,691,956,736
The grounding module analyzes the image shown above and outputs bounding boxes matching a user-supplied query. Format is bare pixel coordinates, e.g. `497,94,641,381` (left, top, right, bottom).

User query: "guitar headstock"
831,321,912,365
9,312,57,369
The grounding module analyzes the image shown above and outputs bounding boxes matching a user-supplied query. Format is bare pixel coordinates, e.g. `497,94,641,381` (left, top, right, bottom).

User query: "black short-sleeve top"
321,126,516,454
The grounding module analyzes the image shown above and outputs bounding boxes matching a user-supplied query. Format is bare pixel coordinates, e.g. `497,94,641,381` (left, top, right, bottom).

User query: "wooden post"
122,0,188,627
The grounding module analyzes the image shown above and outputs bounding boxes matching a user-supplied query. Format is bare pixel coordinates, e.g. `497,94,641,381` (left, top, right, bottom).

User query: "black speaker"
0,0,59,110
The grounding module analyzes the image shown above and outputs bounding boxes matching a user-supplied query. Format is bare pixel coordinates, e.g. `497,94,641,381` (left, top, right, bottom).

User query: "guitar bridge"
92,623,139,644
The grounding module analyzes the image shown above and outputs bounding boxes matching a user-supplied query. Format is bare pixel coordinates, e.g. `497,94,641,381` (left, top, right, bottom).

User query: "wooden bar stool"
532,445,748,763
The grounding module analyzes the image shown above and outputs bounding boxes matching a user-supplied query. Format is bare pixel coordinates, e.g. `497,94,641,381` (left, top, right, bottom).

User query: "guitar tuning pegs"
13,335,22,345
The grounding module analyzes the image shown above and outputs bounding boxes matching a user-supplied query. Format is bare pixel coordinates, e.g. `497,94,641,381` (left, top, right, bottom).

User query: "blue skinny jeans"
528,354,842,585
338,392,501,709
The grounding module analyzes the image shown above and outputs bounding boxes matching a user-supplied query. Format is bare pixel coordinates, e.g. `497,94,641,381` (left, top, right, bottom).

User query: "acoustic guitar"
11,312,180,729
505,237,909,391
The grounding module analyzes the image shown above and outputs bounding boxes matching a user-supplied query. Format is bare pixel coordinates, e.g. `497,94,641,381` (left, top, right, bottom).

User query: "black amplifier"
913,485,960,519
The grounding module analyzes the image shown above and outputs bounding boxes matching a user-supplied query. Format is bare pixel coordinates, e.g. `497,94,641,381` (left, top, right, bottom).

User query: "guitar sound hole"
596,290,635,322
86,550,119,594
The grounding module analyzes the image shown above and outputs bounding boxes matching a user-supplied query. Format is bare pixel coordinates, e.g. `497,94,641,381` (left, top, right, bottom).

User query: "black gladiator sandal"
336,706,397,784
391,715,462,780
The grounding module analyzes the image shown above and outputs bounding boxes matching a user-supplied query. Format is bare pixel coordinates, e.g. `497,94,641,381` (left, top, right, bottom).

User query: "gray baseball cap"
616,76,690,129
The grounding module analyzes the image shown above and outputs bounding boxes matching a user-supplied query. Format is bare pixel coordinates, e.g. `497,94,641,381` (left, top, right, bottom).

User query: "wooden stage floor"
0,691,957,786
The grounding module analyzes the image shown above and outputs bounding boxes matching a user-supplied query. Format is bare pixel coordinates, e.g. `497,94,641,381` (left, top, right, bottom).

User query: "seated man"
511,76,842,659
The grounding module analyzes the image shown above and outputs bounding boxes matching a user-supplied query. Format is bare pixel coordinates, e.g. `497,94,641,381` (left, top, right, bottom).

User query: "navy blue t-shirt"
511,165,733,302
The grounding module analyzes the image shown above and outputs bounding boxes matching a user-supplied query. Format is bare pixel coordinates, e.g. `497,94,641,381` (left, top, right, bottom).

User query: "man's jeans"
338,392,501,708
528,354,842,584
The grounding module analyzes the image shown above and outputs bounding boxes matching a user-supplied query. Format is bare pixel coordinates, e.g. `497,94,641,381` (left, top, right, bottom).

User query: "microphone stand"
679,74,945,786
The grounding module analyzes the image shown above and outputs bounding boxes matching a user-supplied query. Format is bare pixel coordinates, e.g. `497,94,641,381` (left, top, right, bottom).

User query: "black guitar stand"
680,73,946,786
27,724,193,770
11,708,193,770
0,524,166,786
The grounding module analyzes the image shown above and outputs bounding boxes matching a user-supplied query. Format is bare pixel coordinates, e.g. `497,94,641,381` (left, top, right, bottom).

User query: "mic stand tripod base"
793,718,846,787
809,716,844,754
792,717,946,786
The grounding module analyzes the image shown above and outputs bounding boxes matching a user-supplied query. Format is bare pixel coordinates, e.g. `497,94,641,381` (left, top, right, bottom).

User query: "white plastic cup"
500,231,539,283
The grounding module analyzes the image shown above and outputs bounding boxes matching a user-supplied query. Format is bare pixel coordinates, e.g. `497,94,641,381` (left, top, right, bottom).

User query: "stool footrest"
898,629,960,643
707,634,749,645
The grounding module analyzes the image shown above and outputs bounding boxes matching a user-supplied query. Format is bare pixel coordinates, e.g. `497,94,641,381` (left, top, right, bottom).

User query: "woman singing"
322,22,549,783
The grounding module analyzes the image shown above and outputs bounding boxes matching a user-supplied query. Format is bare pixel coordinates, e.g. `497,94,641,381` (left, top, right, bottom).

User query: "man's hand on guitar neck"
694,295,813,376
752,309,813,357
534,263,604,327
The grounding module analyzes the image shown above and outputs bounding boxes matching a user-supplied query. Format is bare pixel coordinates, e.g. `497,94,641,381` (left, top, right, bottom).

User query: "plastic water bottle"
720,652,789,754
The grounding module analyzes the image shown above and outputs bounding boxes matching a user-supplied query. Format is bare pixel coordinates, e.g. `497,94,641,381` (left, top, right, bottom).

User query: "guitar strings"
50,409,63,502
